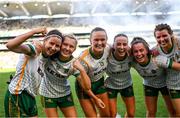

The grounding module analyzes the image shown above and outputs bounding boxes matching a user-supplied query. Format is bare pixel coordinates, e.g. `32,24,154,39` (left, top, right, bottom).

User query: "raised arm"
6,27,47,55
73,59,105,108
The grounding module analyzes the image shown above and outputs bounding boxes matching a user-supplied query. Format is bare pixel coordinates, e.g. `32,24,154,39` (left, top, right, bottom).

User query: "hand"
32,27,47,36
151,48,160,56
94,98,105,109
153,55,171,68
73,59,85,72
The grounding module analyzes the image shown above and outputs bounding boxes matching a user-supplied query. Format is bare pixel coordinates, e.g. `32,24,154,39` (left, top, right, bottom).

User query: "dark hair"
131,37,151,58
154,23,173,37
45,29,64,41
47,29,62,36
90,27,108,39
46,29,64,59
114,33,128,42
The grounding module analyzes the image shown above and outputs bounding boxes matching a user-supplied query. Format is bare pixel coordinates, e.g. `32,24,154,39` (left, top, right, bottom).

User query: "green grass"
0,69,170,117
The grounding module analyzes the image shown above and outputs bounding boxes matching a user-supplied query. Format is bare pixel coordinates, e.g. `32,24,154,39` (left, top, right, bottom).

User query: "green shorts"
76,77,106,99
144,85,169,96
168,89,180,99
41,94,74,108
106,85,134,99
4,90,37,117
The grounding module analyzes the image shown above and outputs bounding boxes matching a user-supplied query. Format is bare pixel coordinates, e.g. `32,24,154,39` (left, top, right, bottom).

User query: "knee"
169,109,176,117
175,110,180,117
146,110,156,117
176,113,180,117
85,113,97,117
126,107,135,117
110,112,116,117
110,109,117,117
127,111,135,117
103,112,111,117
146,107,157,117
100,110,111,117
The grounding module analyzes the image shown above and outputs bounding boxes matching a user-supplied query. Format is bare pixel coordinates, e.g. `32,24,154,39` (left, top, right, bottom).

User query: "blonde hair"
63,33,78,46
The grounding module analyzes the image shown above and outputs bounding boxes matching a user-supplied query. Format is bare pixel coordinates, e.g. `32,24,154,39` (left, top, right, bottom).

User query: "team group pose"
4,23,180,117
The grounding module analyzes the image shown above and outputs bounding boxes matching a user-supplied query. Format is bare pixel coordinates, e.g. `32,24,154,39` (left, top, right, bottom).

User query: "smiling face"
113,36,128,58
155,29,173,51
132,43,149,65
43,36,62,56
90,31,107,56
60,36,76,60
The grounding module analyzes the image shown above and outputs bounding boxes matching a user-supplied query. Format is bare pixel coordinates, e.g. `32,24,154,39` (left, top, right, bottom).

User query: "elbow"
83,81,91,90
6,41,16,51
80,83,91,91
83,85,91,91
85,87,90,91
6,43,12,50
84,88,91,93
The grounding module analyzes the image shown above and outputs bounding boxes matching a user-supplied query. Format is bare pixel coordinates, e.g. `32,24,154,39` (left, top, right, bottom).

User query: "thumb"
98,99,105,108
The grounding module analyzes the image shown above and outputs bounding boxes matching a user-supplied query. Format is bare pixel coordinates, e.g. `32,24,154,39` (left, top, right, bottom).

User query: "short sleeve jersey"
8,44,44,97
153,38,180,90
79,45,111,82
132,58,166,88
39,57,79,98
105,52,133,89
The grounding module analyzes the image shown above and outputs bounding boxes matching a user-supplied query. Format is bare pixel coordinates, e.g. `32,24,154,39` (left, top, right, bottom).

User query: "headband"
44,34,62,41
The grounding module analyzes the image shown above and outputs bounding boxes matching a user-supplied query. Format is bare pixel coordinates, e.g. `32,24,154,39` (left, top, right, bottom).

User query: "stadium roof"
0,0,179,20
0,0,180,37
1,0,180,49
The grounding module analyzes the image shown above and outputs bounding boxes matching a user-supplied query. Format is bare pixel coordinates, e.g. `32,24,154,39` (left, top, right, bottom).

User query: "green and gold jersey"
79,45,111,82
9,44,45,97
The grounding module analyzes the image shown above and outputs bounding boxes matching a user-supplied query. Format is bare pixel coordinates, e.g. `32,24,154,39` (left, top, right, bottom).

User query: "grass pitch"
0,68,169,117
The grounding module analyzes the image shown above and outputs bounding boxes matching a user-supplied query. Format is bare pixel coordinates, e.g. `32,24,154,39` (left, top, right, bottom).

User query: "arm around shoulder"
171,61,180,71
